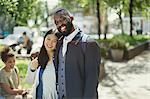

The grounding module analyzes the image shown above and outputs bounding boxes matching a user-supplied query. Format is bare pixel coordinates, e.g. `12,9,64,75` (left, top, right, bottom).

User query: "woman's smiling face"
44,34,58,52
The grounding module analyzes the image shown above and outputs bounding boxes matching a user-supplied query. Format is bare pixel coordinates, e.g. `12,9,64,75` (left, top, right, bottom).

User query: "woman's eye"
47,38,51,40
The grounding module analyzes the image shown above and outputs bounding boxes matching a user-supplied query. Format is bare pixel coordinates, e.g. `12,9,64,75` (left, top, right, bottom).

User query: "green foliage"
97,39,111,58
15,59,32,88
0,0,45,33
15,0,45,26
0,0,18,16
133,35,150,43
133,0,150,17
58,0,82,12
60,0,108,16
109,34,150,49
97,34,150,50
0,60,4,68
103,0,150,17
0,45,5,52
97,38,111,43
109,37,126,49
16,59,28,78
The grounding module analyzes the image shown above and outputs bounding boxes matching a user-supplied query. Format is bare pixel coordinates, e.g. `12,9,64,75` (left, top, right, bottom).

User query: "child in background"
0,46,26,99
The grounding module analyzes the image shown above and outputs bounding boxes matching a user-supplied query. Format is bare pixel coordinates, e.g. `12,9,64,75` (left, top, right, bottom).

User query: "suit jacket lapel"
54,39,63,70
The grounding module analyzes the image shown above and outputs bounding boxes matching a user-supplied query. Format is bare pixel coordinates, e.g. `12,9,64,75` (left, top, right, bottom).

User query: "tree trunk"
129,0,133,36
93,0,95,14
118,9,124,34
104,8,108,39
45,0,49,28
96,0,101,39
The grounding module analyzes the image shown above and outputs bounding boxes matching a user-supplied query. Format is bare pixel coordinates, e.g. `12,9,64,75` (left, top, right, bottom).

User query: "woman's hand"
30,57,38,70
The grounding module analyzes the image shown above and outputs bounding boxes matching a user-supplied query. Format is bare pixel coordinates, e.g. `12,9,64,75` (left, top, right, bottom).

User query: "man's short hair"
51,8,72,17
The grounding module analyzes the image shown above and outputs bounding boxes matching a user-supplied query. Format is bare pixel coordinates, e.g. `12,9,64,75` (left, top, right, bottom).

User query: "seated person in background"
18,32,33,54
0,46,26,99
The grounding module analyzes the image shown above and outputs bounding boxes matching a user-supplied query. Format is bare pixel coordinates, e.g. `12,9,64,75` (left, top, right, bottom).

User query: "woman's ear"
70,16,74,22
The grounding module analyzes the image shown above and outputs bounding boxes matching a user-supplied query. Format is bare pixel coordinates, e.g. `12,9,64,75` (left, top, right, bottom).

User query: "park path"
98,50,150,99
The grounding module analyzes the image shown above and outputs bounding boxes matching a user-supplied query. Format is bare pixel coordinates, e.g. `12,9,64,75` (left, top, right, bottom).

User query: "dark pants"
62,96,67,99
18,47,31,54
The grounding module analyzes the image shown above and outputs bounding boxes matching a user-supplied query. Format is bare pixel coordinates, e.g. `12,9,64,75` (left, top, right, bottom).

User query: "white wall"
123,17,150,34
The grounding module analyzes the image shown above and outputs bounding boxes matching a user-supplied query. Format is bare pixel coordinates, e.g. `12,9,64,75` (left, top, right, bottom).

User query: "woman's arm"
26,58,39,84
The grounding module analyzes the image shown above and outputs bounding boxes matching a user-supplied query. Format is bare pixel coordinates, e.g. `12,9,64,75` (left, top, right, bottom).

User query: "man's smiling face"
54,15,73,36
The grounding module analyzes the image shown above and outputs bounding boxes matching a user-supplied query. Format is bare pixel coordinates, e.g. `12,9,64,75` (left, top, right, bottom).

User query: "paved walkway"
98,50,150,99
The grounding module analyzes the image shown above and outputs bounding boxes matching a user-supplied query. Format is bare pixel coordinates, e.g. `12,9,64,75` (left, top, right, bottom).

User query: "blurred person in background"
18,32,33,54
0,46,26,99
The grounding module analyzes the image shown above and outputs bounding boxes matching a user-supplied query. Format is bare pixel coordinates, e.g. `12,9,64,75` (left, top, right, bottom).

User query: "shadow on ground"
99,50,150,99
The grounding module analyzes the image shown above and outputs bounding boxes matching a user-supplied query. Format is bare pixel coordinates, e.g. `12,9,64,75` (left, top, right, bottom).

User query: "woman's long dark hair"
38,29,57,69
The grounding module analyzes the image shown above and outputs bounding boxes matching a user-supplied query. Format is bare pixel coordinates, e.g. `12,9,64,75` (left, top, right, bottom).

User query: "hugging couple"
26,8,101,99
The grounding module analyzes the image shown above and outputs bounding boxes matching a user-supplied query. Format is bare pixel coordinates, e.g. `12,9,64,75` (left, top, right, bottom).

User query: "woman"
0,47,24,99
26,29,58,99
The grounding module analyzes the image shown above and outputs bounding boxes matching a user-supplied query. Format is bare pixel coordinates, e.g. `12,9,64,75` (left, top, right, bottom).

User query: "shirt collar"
64,26,79,42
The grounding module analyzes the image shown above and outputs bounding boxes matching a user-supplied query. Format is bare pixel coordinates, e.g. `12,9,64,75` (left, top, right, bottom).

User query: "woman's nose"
48,40,52,45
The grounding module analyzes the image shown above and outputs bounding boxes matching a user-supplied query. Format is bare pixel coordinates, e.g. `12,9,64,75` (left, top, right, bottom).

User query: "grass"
0,58,32,89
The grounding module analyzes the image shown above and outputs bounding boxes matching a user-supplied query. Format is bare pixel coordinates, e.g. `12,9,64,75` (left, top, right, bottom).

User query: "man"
52,8,101,99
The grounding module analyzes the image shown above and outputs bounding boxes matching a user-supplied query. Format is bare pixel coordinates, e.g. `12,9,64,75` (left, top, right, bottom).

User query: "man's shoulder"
81,33,96,42
84,37,100,49
83,35,98,44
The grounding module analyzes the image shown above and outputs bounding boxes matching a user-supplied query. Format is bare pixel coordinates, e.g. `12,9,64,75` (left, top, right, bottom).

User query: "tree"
122,0,150,36
0,0,18,33
0,0,45,34
59,0,104,39
104,0,127,34
129,0,133,36
96,0,101,39
31,1,45,27
15,0,44,26
131,0,150,17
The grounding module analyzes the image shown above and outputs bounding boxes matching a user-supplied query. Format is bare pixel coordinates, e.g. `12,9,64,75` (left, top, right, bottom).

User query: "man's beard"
58,21,73,36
